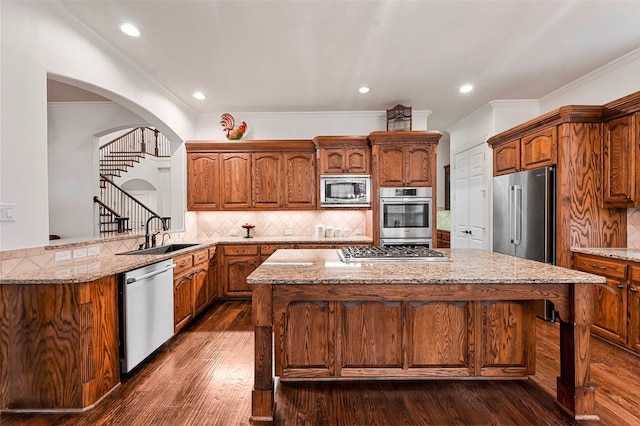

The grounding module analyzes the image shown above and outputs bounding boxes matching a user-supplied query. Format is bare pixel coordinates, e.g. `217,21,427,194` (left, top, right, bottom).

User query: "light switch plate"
55,251,71,262
0,203,16,222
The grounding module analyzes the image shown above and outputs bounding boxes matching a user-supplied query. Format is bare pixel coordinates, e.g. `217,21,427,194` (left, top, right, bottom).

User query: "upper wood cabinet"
603,113,639,207
221,153,252,209
492,127,557,177
186,140,316,211
252,152,283,208
369,131,440,188
284,152,316,208
314,136,370,174
187,153,221,209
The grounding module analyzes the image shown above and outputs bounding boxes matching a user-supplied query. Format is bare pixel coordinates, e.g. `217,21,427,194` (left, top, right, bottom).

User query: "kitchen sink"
117,243,201,255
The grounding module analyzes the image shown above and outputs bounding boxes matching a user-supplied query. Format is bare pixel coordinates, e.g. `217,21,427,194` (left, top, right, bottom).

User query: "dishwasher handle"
126,263,176,284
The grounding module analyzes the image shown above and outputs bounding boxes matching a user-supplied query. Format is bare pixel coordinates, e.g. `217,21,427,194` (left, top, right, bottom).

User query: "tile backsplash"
187,210,372,240
628,208,640,249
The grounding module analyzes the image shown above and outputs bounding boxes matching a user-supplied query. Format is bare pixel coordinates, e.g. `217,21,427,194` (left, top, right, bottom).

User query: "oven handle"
380,197,431,203
126,263,176,284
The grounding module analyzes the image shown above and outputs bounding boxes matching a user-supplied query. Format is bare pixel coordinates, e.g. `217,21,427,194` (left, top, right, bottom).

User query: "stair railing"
97,174,170,233
99,127,171,177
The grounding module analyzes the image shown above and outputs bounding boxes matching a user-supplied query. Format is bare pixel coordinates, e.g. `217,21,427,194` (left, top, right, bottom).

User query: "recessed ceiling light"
192,92,206,100
459,84,473,93
359,87,370,94
119,23,140,37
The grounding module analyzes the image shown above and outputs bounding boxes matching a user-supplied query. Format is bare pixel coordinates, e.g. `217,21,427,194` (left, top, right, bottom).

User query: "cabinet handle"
617,284,625,289
590,263,607,270
630,287,638,293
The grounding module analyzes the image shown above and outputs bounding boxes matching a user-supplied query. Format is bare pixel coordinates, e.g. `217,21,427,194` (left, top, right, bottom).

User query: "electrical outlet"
284,229,293,236
87,246,101,256
73,248,88,259
354,228,364,235
55,250,71,262
230,229,238,236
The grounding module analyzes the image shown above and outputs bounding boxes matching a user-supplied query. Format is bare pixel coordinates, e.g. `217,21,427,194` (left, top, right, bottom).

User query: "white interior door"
453,143,489,249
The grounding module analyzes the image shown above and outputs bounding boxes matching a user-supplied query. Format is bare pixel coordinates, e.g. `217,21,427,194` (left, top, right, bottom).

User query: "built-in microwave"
320,175,371,207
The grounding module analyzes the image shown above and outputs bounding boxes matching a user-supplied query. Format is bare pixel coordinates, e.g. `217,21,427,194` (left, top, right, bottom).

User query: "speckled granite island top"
247,248,605,285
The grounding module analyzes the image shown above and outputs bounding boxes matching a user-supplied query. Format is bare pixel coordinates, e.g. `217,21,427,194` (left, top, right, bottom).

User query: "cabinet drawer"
193,249,209,266
173,254,194,275
260,244,293,256
631,265,640,283
574,255,627,280
223,245,258,256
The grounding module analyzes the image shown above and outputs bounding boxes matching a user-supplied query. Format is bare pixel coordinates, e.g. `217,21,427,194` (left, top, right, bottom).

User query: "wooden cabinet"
221,245,260,297
314,136,370,174
574,254,628,344
376,144,435,187
369,131,439,188
186,141,316,211
283,152,316,208
187,153,221,210
492,127,556,177
436,229,450,248
173,247,213,333
252,153,283,208
573,252,640,355
207,246,218,305
0,276,119,411
602,113,639,207
221,153,252,209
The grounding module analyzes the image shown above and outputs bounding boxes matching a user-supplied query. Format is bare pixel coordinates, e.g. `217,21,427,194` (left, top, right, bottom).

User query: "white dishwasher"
119,259,175,373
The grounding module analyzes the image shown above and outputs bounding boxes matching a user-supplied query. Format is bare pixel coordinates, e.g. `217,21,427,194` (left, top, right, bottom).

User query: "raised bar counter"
247,248,605,423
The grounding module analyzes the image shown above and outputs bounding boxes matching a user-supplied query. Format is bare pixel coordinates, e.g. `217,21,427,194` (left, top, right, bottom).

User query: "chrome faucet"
144,215,168,249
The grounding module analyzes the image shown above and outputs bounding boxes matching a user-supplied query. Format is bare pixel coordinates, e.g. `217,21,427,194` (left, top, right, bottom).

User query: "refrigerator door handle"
511,185,522,245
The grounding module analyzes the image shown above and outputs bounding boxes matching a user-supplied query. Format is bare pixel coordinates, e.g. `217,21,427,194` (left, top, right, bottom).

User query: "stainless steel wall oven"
379,187,432,246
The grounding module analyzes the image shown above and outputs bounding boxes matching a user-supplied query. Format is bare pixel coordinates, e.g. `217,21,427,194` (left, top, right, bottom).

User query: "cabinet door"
493,140,520,176
207,248,218,305
630,266,640,352
377,146,405,186
405,145,433,187
192,265,209,316
345,148,370,174
187,153,220,210
284,152,316,209
575,255,627,344
221,153,251,209
320,148,346,174
224,255,258,296
174,273,193,332
520,127,557,170
252,153,283,208
603,114,637,207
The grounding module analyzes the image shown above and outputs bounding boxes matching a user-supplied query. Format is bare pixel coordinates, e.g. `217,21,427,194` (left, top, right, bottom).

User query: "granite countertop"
1,236,373,284
572,247,640,263
247,248,605,285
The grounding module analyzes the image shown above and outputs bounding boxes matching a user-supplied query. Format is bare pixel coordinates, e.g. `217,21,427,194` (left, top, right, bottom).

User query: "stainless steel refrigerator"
493,165,556,320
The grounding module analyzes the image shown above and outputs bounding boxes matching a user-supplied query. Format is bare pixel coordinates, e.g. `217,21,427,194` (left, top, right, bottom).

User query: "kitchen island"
247,248,604,423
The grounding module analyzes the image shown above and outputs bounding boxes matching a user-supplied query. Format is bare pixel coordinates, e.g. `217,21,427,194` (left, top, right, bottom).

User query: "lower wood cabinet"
0,276,119,411
173,247,213,333
574,253,640,353
436,229,450,248
275,299,534,378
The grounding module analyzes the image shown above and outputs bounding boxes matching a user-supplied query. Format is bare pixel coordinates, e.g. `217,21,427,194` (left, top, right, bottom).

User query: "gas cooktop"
338,246,451,263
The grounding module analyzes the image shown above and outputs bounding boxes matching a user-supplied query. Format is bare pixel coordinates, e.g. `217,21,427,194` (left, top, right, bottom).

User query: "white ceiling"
55,0,640,131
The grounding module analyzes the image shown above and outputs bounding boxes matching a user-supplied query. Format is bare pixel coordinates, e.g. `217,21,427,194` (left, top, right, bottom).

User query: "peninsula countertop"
247,248,605,285
572,247,640,263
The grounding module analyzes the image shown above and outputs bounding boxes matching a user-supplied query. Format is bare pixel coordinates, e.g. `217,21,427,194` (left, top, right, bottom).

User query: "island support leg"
251,284,275,424
557,284,598,420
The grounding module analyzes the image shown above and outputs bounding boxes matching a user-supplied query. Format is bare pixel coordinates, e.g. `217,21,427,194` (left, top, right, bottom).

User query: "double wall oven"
379,187,432,246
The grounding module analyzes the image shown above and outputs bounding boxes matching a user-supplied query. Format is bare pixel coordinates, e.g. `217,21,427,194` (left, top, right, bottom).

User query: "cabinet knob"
630,287,638,293
617,284,625,289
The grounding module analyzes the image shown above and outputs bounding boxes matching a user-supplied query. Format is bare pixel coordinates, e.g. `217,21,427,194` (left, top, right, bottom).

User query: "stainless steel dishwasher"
119,259,175,373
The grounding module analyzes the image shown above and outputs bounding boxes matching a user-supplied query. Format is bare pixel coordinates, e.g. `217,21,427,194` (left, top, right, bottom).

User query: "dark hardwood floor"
2,301,639,425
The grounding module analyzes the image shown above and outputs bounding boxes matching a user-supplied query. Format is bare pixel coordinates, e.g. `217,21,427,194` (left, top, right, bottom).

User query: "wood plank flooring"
2,300,639,425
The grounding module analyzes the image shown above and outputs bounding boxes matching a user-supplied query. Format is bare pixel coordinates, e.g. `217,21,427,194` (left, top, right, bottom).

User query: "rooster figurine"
220,113,247,140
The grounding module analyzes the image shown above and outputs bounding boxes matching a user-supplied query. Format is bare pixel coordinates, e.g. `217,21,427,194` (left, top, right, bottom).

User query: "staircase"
95,127,171,234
